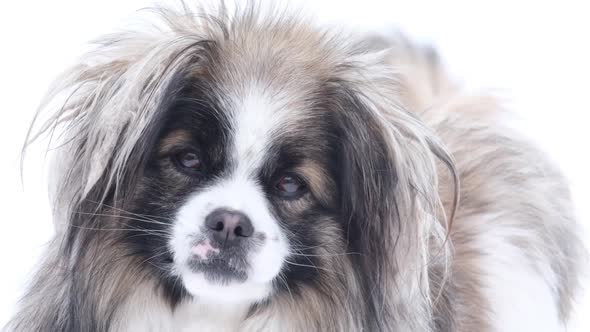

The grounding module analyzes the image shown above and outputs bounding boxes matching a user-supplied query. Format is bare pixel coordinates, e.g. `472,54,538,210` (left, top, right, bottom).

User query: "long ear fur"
334,49,459,331
9,6,227,331
27,8,227,225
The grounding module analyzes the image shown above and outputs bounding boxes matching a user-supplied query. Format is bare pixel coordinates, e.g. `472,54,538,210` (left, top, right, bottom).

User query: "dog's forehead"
229,86,306,175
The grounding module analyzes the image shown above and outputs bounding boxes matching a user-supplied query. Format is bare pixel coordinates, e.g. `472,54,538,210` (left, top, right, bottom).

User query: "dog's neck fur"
112,280,360,332
114,286,249,332
111,277,369,332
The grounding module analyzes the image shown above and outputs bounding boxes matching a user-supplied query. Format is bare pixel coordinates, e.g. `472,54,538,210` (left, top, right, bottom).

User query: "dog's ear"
23,10,224,224
332,48,458,329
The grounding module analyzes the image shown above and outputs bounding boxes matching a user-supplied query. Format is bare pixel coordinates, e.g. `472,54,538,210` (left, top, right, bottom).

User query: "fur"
6,3,584,332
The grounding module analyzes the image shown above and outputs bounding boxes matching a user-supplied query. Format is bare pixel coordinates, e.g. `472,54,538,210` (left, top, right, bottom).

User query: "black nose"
205,209,254,243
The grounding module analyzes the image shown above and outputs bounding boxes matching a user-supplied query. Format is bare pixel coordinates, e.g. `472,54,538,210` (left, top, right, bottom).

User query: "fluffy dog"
6,3,584,332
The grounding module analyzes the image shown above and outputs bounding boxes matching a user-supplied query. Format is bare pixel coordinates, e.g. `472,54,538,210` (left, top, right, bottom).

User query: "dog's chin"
179,267,275,304
176,244,286,304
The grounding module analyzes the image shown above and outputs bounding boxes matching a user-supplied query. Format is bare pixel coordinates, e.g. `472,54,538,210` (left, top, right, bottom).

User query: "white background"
0,0,588,330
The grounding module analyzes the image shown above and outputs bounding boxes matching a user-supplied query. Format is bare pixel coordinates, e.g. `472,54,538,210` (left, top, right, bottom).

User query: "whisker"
283,259,343,276
73,211,170,226
62,223,172,236
140,250,171,266
288,252,363,258
144,260,168,271
288,243,331,251
84,199,176,222
124,232,173,241
277,273,295,303
291,248,320,271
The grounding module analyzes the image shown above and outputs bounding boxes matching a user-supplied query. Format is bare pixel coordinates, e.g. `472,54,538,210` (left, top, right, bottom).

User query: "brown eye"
275,174,307,199
174,151,202,172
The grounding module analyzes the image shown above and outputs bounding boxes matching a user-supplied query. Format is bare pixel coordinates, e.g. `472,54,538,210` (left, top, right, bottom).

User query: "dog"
6,3,585,331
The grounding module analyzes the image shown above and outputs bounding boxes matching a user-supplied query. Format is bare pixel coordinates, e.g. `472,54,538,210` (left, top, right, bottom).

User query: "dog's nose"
205,209,254,243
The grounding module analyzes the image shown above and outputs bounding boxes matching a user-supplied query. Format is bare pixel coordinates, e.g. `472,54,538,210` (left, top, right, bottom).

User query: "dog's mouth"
186,239,250,283
188,258,248,283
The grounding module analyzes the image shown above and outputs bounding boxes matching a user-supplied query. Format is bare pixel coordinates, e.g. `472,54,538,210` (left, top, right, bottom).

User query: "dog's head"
33,6,455,326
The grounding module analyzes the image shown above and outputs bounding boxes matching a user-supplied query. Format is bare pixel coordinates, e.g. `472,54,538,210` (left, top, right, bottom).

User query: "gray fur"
6,3,584,332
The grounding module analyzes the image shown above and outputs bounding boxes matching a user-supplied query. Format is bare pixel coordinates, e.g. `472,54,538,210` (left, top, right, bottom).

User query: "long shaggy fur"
6,3,584,332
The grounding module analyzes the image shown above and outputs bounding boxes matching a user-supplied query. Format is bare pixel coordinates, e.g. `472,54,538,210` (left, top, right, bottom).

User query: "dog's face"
126,47,355,305
148,87,340,304
41,14,449,322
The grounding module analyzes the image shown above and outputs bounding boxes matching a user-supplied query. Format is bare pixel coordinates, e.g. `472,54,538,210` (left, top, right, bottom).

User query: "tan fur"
157,129,193,155
7,3,584,332
293,162,335,205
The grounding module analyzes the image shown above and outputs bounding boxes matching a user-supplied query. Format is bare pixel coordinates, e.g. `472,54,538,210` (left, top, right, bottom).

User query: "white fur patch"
231,88,295,175
476,217,564,332
170,177,288,304
115,287,250,332
170,88,291,306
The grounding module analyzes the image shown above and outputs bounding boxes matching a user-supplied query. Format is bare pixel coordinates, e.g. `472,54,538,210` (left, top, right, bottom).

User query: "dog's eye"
173,150,202,173
275,174,307,199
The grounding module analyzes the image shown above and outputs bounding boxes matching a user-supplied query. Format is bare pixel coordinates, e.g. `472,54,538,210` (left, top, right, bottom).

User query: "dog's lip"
195,257,235,269
187,257,248,282
188,255,240,271
184,234,253,282
186,240,248,276
190,239,220,260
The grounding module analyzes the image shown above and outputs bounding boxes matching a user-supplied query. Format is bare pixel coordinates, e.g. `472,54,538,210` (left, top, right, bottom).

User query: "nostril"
214,221,224,231
234,225,243,237
236,217,254,238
